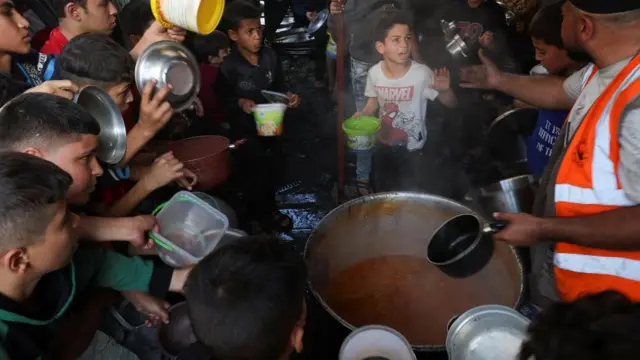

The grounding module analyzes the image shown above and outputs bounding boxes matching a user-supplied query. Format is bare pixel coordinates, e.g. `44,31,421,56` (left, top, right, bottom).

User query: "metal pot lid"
135,40,201,112
446,305,529,360
307,9,329,34
261,90,290,105
73,86,126,165
339,325,417,360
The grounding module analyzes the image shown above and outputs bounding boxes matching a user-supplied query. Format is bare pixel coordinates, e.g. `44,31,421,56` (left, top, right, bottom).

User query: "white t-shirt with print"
365,61,440,151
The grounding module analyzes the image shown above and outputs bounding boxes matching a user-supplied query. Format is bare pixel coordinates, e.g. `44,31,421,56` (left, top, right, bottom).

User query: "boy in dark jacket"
0,152,190,360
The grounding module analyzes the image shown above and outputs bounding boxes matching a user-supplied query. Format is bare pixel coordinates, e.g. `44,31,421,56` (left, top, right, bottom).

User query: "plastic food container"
342,116,381,151
150,0,224,35
150,191,229,267
253,103,286,136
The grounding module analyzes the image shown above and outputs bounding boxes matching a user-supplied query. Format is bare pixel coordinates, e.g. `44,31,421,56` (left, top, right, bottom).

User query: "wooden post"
335,2,345,191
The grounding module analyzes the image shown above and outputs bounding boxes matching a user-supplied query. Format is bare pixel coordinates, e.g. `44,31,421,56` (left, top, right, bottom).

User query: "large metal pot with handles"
304,192,524,352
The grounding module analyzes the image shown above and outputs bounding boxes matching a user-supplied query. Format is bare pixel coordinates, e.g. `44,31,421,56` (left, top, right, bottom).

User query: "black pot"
427,214,505,278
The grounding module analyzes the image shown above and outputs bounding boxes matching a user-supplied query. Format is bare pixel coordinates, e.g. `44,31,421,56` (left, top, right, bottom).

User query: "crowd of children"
0,0,637,359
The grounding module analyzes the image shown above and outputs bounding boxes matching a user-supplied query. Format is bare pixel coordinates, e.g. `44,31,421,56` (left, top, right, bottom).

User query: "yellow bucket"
150,0,224,35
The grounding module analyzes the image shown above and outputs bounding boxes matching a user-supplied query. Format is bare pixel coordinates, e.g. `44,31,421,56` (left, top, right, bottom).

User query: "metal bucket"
304,192,524,352
475,175,536,215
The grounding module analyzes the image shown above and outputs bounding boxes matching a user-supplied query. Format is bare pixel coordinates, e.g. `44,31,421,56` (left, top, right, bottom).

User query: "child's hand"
141,152,195,191
288,93,301,108
121,290,170,326
239,98,256,114
26,80,79,100
139,80,174,131
306,11,318,22
176,168,198,190
433,68,451,91
479,31,494,49
352,112,363,119
190,98,205,117
330,0,344,14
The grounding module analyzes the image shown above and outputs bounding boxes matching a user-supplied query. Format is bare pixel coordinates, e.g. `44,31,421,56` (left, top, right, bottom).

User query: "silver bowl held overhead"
135,40,201,112
441,19,458,42
73,86,127,164
307,9,329,35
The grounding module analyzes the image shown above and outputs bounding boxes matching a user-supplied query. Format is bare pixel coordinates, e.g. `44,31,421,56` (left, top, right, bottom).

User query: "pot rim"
426,214,484,267
169,135,231,163
339,324,417,360
303,192,525,350
478,174,535,195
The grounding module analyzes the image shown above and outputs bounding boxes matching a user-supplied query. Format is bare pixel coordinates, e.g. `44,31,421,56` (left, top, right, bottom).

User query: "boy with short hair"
525,2,582,176
215,0,296,233
0,151,189,359
181,236,307,360
354,12,457,193
41,0,118,55
59,33,197,216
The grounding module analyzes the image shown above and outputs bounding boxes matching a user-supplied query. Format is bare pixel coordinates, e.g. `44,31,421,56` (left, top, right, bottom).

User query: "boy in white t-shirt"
352,12,457,193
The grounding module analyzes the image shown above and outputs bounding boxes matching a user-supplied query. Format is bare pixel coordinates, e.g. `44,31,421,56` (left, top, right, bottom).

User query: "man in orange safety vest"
460,0,640,308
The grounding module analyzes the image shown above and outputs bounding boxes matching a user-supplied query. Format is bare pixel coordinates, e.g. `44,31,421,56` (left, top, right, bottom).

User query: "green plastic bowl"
342,116,381,151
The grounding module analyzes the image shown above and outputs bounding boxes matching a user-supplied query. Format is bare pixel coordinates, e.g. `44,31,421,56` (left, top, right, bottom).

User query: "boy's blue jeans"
351,57,376,182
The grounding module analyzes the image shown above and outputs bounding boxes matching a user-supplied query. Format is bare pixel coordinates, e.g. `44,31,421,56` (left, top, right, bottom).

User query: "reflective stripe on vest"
553,57,640,301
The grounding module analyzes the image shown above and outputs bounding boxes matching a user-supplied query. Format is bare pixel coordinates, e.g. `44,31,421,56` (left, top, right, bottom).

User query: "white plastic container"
150,0,224,35
151,191,229,267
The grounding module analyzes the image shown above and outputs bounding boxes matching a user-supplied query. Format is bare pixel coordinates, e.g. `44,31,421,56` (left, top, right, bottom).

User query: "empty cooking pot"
427,214,506,278
475,175,536,216
135,40,201,112
168,136,245,191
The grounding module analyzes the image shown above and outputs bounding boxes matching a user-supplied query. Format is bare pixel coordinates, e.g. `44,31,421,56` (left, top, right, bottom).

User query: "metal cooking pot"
305,192,524,352
167,136,245,191
339,325,416,360
471,175,536,216
446,35,469,58
427,214,506,278
135,41,201,112
446,305,530,360
158,302,197,358
441,19,457,41
73,86,127,164
485,108,538,173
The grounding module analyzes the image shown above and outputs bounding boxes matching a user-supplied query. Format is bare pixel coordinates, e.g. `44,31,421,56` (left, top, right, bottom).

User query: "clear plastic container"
151,191,229,267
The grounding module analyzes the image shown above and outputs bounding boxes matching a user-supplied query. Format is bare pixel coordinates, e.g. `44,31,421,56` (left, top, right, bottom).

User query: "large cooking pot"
168,136,244,191
305,192,524,352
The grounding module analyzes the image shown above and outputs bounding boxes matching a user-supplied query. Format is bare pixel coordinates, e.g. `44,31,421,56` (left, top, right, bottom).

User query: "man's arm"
460,50,576,110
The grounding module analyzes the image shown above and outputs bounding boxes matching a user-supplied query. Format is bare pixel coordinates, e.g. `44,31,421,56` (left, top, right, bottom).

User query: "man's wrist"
169,267,192,293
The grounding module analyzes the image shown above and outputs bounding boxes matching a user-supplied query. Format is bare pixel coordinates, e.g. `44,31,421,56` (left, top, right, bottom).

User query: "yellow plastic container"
150,0,224,35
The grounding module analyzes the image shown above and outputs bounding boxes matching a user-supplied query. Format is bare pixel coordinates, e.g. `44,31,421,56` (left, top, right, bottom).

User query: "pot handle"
228,138,248,150
446,315,459,331
485,221,508,234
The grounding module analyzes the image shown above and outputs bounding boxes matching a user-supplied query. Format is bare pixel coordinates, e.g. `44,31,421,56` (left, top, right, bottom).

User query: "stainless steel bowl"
135,41,201,112
307,9,329,34
446,35,469,58
446,305,530,360
477,175,536,215
73,86,126,164
441,19,457,42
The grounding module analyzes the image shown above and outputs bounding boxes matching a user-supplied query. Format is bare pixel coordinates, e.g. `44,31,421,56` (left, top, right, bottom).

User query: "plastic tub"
342,116,381,151
150,0,224,35
253,103,286,136
150,191,229,267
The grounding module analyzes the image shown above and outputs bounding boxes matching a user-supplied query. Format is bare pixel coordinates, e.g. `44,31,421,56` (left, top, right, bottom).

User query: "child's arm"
104,152,197,217
354,68,379,117
432,68,458,108
119,82,174,166
355,97,379,117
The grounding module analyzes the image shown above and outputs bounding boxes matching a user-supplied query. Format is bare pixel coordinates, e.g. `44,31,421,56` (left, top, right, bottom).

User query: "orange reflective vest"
553,56,640,301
